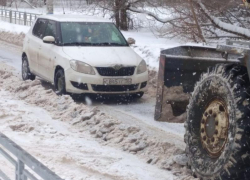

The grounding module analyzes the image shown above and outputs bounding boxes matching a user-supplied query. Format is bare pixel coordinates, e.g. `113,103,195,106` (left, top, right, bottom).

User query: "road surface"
0,40,192,180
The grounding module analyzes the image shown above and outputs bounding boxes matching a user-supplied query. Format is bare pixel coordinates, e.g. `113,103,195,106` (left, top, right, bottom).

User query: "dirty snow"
0,11,195,179
0,55,195,179
0,89,176,180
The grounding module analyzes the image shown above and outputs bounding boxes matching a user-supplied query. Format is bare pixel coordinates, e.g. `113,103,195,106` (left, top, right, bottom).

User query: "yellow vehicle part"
243,0,250,8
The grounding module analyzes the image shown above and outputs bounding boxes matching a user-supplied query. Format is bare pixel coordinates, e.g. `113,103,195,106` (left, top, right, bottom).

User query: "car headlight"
70,60,95,75
137,60,147,74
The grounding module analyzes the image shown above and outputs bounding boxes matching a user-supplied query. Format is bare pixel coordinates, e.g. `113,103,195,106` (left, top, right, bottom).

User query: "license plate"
103,78,132,85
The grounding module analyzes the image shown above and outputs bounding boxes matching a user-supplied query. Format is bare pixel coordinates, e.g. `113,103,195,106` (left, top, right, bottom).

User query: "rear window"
33,19,47,39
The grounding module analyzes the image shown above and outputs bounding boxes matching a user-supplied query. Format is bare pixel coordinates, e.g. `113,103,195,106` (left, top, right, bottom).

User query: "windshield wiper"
93,42,126,46
63,42,127,46
63,42,92,46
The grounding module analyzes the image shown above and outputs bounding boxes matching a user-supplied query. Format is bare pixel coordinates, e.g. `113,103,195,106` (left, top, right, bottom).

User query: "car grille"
92,84,139,92
96,67,135,76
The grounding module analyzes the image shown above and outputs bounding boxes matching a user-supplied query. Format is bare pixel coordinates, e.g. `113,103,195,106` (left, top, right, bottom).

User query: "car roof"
38,14,112,23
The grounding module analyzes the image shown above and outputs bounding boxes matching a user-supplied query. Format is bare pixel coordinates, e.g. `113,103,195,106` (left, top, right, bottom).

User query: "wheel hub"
200,100,229,158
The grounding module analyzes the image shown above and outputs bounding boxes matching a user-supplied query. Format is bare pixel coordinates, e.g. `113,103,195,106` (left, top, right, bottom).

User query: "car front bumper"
65,68,148,94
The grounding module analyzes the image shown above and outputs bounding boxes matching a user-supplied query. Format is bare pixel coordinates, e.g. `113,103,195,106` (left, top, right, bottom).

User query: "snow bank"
0,21,28,46
0,21,30,33
0,89,175,180
0,62,196,179
0,31,25,46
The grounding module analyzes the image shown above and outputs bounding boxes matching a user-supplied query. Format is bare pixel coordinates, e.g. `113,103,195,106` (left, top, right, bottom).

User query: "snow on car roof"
38,14,112,23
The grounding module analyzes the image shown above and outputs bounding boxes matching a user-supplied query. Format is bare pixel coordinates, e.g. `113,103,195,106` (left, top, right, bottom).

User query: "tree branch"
197,0,250,39
128,6,184,24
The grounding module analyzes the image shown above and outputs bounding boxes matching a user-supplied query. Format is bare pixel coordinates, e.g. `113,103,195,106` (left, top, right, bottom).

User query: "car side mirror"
127,37,136,45
43,36,55,44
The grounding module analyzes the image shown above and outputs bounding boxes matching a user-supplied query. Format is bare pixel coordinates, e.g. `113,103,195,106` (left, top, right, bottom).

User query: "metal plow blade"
155,46,240,123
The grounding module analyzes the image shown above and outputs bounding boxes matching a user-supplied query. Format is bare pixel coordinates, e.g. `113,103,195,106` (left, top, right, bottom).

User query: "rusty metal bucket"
155,45,240,123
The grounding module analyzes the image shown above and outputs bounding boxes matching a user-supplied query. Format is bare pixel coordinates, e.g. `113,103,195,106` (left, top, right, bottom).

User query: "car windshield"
60,22,128,46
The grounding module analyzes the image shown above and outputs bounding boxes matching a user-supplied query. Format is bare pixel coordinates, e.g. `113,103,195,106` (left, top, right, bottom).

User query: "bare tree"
0,0,7,6
83,0,146,31
128,0,250,42
196,0,250,39
54,0,250,42
128,1,206,42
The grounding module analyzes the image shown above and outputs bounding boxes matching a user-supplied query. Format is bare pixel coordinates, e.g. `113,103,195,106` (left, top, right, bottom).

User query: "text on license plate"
103,78,132,85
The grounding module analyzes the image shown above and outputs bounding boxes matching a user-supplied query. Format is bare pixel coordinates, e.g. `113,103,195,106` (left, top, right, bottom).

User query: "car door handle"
39,46,42,50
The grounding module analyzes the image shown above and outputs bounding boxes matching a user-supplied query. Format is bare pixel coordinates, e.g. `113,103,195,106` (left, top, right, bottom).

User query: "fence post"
16,160,27,180
29,13,32,26
9,10,12,23
24,12,27,26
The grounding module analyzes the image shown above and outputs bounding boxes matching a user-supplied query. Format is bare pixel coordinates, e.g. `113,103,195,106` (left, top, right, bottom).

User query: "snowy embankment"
0,55,195,179
0,21,28,46
0,18,193,179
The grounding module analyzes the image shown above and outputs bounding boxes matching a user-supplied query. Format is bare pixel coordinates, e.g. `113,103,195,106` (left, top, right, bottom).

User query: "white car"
22,15,148,98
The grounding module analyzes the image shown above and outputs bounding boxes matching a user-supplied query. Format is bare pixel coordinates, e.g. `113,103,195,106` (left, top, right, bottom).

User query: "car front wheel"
55,69,66,95
22,56,35,81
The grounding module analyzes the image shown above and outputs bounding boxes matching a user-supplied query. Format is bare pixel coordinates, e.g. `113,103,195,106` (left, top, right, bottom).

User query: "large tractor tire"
185,64,250,179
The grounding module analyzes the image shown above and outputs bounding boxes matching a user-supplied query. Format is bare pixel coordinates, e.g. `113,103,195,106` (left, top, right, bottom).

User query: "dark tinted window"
33,19,47,38
44,21,57,38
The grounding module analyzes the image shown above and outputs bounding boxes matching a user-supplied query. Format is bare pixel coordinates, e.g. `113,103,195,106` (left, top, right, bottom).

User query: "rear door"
29,18,47,74
38,20,57,82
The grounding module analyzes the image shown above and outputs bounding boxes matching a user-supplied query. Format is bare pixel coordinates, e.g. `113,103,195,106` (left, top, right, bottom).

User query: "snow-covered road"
0,89,176,180
0,41,185,147
0,41,193,180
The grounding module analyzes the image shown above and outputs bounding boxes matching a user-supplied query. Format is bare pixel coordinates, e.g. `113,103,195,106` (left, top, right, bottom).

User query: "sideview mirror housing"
127,37,136,45
43,36,55,44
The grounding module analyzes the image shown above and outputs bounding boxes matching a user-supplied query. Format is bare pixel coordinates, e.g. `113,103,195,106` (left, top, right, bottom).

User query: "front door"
38,20,57,82
29,18,47,74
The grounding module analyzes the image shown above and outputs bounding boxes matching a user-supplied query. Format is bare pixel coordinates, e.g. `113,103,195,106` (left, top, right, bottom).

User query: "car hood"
62,46,142,67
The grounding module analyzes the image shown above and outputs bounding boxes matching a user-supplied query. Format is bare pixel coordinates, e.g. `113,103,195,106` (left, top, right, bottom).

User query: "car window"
111,31,120,42
60,22,128,46
33,19,47,39
44,21,57,38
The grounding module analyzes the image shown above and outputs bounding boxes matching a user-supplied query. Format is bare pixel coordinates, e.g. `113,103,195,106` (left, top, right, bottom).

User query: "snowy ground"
0,89,174,180
0,8,197,179
0,41,196,180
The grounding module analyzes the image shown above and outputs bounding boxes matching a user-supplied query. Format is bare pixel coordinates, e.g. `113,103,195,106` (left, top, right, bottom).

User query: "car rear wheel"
185,64,250,179
55,69,66,95
22,56,35,81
